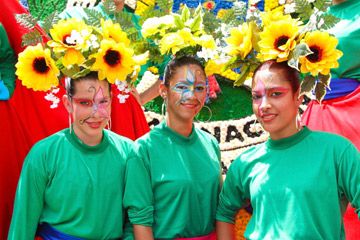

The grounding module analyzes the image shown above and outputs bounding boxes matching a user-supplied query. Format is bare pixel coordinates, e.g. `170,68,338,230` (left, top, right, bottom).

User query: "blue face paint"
171,67,207,105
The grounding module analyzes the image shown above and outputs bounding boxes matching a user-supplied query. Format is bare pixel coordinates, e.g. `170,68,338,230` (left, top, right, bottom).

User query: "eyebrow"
252,87,289,93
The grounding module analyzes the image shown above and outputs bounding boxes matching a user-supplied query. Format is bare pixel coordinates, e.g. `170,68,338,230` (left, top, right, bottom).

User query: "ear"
62,95,73,114
159,83,167,99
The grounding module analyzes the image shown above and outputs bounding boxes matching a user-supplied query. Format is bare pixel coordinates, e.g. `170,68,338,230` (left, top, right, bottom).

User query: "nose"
259,96,271,111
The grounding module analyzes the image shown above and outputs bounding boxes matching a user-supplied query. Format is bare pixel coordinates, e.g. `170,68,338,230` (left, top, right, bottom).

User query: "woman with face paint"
123,56,221,240
216,60,360,240
8,72,136,239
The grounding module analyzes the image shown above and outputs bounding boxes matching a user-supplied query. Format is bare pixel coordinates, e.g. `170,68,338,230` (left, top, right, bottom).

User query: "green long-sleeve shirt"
216,127,360,239
0,23,16,98
124,121,221,238
328,0,360,80
9,128,136,239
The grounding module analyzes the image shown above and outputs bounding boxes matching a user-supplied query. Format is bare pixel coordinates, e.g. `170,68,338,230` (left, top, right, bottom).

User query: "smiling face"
63,77,111,145
161,64,207,124
252,62,302,140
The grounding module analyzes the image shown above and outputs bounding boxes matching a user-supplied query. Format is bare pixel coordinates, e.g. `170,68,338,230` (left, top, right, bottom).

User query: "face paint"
252,79,289,116
72,86,111,124
171,67,207,105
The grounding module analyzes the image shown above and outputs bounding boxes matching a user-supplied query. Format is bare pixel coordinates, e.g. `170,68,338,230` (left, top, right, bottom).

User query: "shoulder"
230,143,266,169
30,129,68,153
307,129,353,148
106,130,136,152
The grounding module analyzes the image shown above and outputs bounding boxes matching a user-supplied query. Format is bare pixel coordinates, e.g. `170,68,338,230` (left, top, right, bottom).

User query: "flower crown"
16,17,148,92
140,4,219,76
218,0,343,101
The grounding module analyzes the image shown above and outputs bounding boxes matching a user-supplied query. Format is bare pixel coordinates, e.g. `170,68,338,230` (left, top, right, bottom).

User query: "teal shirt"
0,23,16,98
216,127,360,240
124,121,221,238
328,0,360,80
9,128,136,239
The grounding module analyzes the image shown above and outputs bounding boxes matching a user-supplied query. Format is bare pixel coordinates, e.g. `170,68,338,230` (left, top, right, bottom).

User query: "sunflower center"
274,36,289,50
104,50,121,66
63,34,76,46
306,46,322,63
33,57,50,74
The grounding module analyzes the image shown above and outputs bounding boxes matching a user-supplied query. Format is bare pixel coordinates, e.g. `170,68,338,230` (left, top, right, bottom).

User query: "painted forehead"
174,64,206,82
74,79,110,96
252,68,290,89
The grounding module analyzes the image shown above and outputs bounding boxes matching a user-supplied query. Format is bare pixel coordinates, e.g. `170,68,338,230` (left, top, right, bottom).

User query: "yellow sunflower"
48,18,91,53
261,7,292,26
299,31,343,76
62,48,85,68
91,40,135,83
16,43,59,91
225,22,253,59
101,19,130,46
258,19,299,62
159,29,196,55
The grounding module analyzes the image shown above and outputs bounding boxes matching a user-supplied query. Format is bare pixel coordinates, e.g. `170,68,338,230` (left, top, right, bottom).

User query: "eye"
252,94,262,100
79,100,93,106
270,92,283,97
195,85,206,92
99,98,110,105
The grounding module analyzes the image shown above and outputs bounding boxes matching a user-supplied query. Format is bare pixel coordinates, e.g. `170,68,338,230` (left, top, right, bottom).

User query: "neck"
269,124,300,141
332,0,346,5
72,126,103,146
166,116,193,137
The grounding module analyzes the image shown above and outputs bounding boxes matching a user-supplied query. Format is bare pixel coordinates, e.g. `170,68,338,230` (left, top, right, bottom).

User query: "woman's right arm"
8,145,48,239
216,221,235,240
133,225,154,240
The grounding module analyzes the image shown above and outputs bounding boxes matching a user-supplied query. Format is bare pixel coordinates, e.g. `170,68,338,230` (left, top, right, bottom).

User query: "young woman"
124,56,221,240
8,72,136,239
216,60,360,239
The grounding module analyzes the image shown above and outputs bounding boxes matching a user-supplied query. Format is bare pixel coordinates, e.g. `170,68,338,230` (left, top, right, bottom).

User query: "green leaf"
16,13,37,30
189,14,202,33
83,8,104,28
313,0,332,12
318,73,331,87
294,0,313,22
181,5,190,22
102,0,117,15
314,81,327,102
288,43,312,71
234,64,250,87
300,75,316,95
21,30,43,47
42,11,61,34
173,14,185,29
318,14,340,30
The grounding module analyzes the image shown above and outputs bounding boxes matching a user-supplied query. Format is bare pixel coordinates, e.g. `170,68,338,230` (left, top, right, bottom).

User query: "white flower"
117,93,130,103
136,71,159,94
279,0,286,5
115,80,130,93
284,3,296,14
44,91,60,108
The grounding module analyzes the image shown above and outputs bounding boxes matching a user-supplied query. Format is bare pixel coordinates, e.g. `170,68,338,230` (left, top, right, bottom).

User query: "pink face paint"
92,87,110,119
252,79,267,116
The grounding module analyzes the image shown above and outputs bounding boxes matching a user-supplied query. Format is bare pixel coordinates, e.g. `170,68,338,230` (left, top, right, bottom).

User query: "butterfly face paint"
252,79,289,117
171,66,207,105
72,86,111,124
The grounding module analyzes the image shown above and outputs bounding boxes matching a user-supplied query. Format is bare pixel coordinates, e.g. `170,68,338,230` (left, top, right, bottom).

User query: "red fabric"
0,1,149,238
111,86,150,140
302,86,360,240
175,231,216,240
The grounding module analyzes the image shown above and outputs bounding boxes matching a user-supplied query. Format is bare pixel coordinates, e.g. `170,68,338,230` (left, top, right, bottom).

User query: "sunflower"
16,43,59,91
91,40,135,83
225,22,253,59
159,29,196,55
299,31,343,76
101,19,130,46
258,19,299,62
47,18,91,53
261,7,293,26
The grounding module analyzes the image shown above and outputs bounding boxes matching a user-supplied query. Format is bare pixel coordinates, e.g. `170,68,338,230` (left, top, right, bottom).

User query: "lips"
260,113,276,122
86,121,102,129
181,102,199,109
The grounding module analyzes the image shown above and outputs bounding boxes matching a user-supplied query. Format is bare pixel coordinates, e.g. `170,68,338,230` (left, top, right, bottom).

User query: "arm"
133,225,154,240
123,143,155,236
337,141,360,218
216,221,235,240
8,145,48,239
0,24,16,100
138,80,161,105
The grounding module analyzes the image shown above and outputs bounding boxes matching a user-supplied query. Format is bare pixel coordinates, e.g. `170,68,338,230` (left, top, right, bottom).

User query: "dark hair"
253,60,300,93
65,71,111,97
163,56,205,87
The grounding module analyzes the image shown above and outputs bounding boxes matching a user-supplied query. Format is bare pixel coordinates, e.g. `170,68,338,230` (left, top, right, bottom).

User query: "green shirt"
124,121,221,238
328,0,360,80
0,23,16,97
9,128,136,239
216,127,360,240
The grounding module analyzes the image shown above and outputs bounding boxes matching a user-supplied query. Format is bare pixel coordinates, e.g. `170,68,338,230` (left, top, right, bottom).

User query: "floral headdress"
15,13,148,106
219,0,343,101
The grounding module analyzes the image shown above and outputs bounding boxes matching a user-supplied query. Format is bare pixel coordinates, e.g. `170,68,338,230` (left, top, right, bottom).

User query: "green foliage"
83,8,103,27
314,80,327,102
15,13,37,29
318,14,339,30
102,0,117,15
28,0,66,20
300,75,316,94
294,0,313,21
21,30,43,46
42,11,61,33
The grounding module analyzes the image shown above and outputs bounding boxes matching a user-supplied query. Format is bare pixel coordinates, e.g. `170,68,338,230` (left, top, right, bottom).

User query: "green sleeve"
216,160,246,223
0,24,16,97
8,145,48,239
337,142,360,218
124,142,154,226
